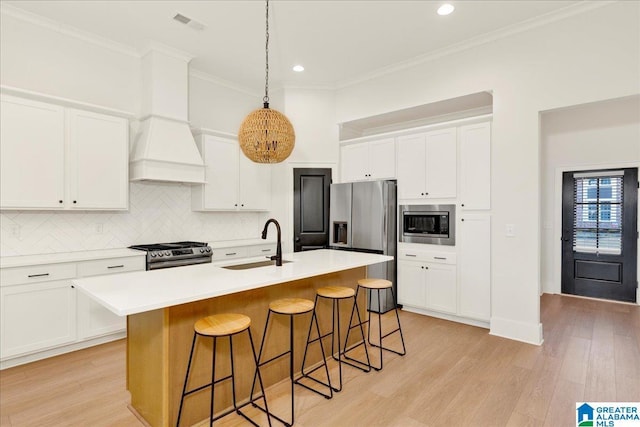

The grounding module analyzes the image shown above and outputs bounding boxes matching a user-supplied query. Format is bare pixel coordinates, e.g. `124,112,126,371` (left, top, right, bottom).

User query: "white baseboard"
0,331,126,370
490,316,543,346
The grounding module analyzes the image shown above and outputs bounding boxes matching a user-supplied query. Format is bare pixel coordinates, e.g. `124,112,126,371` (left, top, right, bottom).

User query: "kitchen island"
73,249,392,427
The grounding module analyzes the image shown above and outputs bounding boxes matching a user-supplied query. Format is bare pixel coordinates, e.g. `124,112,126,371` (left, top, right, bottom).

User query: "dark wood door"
293,168,331,252
561,168,638,302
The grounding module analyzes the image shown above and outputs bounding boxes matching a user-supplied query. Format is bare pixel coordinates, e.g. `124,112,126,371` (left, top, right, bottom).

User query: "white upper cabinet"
0,95,129,210
340,138,395,182
459,122,491,210
397,127,457,200
192,134,271,211
67,109,129,210
1,95,66,209
458,214,491,321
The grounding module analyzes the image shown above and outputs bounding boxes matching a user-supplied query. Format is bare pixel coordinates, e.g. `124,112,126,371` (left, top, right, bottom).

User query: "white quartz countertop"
73,249,392,316
0,248,145,269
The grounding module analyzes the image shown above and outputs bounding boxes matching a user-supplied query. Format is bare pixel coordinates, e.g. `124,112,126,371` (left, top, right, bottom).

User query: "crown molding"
189,69,261,98
336,1,614,89
0,3,139,58
140,42,194,63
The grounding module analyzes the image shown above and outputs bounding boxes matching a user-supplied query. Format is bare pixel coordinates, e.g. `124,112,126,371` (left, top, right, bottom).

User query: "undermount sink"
222,259,293,270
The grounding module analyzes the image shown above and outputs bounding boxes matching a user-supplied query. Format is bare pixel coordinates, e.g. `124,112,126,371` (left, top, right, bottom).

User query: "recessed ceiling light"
293,65,305,72
437,4,455,16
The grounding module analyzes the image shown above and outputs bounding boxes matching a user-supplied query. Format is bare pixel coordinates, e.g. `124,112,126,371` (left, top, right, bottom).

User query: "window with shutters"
573,171,623,254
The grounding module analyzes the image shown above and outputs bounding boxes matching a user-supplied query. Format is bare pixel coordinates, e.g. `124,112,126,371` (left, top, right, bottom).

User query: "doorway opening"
561,167,638,302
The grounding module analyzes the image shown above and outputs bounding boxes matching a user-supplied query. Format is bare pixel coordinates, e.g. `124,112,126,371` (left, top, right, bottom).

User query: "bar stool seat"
269,298,314,315
176,313,271,427
251,297,331,426
344,278,406,371
316,286,355,299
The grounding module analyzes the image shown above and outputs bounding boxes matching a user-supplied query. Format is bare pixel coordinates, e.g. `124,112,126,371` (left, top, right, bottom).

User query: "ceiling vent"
172,13,205,31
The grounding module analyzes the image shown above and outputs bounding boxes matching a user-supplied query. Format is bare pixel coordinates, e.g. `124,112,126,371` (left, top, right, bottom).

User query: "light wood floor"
1,294,638,427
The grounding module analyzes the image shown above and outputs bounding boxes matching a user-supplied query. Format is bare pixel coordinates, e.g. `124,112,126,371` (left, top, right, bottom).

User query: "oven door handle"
148,257,212,270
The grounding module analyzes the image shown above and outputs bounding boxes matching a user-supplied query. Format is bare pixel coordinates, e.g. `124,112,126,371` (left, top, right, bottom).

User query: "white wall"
335,2,640,344
540,95,640,294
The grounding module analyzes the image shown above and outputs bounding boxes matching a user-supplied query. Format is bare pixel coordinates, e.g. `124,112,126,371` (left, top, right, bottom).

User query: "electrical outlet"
95,223,104,234
10,224,21,238
506,224,516,237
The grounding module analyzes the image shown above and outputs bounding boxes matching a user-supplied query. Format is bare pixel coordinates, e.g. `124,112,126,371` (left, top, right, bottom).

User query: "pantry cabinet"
458,214,491,321
340,138,396,182
192,134,271,211
397,250,457,314
397,127,457,200
459,122,491,210
0,95,129,210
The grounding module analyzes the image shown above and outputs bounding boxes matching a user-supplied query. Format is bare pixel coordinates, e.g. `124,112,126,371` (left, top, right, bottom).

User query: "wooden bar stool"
344,279,406,371
176,313,271,427
300,286,371,393
250,298,332,427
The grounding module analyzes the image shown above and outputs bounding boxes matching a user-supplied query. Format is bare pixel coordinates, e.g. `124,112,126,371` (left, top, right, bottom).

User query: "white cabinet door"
425,128,457,198
368,138,396,180
397,133,427,199
340,142,369,182
425,263,457,314
0,95,65,209
67,109,129,210
194,136,239,210
76,292,125,339
458,214,491,321
397,260,426,308
239,155,271,211
0,280,76,359
460,122,491,210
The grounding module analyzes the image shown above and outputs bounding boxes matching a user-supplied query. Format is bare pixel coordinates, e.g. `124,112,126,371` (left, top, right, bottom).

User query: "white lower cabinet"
398,252,457,315
458,215,491,321
0,253,144,367
0,280,76,359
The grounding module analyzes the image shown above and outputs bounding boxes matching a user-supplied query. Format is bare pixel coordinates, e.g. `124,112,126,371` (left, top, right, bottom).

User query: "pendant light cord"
264,0,270,107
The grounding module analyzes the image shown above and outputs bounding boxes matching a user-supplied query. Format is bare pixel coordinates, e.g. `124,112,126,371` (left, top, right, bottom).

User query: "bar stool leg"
299,296,334,395
176,333,198,427
342,287,372,372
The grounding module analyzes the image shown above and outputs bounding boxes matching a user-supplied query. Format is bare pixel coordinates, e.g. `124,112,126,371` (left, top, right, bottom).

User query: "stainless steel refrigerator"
329,180,397,313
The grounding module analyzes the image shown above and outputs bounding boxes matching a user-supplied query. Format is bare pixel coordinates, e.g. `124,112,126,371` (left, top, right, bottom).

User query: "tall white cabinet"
0,94,129,210
459,122,491,210
192,133,271,211
458,215,491,321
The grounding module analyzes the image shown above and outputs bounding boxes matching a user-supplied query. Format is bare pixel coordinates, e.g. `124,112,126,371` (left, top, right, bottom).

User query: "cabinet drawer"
398,250,456,264
212,247,248,261
247,244,276,258
77,257,145,277
1,263,77,287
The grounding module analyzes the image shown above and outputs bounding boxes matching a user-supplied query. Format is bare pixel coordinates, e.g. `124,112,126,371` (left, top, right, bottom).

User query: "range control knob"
150,252,157,258
157,252,163,257
199,248,205,253
205,247,212,253
164,251,171,256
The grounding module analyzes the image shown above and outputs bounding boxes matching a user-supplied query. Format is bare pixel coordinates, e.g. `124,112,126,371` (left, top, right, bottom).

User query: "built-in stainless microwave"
399,204,455,245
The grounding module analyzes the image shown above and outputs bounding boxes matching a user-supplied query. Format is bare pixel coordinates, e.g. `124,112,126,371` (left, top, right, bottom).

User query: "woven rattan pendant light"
238,0,295,163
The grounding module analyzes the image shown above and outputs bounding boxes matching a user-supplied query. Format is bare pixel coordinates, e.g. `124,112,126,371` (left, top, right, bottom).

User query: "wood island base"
127,267,367,427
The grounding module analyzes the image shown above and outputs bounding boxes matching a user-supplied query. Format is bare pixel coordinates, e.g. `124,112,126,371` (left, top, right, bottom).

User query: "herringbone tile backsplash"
0,182,270,257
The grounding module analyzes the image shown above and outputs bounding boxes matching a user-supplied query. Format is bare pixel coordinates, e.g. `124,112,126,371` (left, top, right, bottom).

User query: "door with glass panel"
561,168,638,302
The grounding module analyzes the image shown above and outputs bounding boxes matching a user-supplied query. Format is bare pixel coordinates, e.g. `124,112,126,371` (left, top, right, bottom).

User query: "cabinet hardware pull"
434,257,446,260
461,218,465,221
461,204,465,207
71,285,75,289
405,254,417,257
261,249,271,252
59,200,63,204
28,273,49,278
73,200,77,204
226,252,237,256
108,265,124,269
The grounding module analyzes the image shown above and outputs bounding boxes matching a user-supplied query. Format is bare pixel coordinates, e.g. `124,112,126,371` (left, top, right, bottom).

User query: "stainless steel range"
129,241,212,270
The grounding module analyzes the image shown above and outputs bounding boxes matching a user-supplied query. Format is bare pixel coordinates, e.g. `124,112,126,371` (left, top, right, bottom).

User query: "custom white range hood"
130,47,205,183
